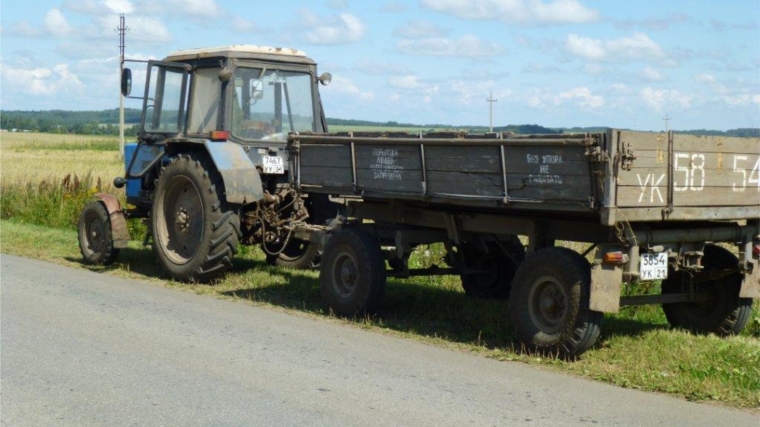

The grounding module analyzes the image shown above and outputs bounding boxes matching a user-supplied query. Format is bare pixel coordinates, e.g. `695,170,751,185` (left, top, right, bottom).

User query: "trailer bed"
289,130,760,225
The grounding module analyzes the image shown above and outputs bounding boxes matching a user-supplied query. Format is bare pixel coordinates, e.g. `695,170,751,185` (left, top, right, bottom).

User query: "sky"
1,0,759,131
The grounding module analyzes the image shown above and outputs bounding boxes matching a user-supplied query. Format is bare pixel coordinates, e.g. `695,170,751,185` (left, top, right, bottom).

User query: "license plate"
262,156,284,174
640,253,668,281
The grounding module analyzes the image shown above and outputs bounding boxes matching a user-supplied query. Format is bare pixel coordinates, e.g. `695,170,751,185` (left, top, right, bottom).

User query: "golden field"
1,132,123,185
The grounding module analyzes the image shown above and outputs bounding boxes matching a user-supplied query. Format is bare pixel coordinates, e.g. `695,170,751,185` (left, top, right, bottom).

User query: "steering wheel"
242,120,273,139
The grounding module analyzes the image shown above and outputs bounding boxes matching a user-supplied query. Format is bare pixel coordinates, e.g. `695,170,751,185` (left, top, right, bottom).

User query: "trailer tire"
320,229,386,316
509,247,601,357
78,201,119,265
661,244,752,336
152,153,240,283
461,239,524,299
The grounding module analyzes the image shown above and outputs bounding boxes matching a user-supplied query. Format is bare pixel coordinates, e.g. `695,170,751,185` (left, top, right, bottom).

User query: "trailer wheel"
78,201,119,265
320,229,386,316
152,153,240,282
509,247,601,357
661,244,752,336
460,239,524,299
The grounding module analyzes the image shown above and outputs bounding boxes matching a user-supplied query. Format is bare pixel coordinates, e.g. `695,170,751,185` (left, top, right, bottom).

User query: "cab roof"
165,45,314,65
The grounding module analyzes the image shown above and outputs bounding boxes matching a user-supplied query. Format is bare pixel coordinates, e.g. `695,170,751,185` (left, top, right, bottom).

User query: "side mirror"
251,79,264,100
121,68,132,97
318,72,332,86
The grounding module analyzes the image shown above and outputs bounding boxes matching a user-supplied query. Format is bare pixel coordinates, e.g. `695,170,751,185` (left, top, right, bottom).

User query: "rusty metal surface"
94,193,130,249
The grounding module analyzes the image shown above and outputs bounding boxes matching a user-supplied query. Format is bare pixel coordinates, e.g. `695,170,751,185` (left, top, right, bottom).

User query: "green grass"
1,219,758,410
0,173,114,230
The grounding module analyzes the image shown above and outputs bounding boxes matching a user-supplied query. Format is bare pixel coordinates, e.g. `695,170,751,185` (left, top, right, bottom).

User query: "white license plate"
640,253,668,281
262,156,284,174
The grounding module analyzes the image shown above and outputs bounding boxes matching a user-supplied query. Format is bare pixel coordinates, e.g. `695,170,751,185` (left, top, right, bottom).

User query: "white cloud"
393,21,449,38
640,87,693,111
93,15,171,43
0,63,84,97
721,94,760,106
694,73,716,83
388,75,439,103
397,35,503,57
294,10,367,45
103,0,134,14
168,0,220,17
6,21,44,38
389,75,427,90
44,9,72,38
641,67,666,82
422,0,599,25
329,75,375,101
584,64,604,75
566,32,664,62
555,87,604,109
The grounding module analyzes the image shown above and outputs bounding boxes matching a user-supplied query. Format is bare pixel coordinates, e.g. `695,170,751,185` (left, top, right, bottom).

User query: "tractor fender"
94,193,130,249
203,141,265,204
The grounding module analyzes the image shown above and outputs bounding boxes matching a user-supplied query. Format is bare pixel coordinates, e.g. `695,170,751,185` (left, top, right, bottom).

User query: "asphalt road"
1,254,757,427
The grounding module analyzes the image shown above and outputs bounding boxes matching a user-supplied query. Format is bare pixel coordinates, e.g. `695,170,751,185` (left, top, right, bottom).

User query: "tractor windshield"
231,68,315,141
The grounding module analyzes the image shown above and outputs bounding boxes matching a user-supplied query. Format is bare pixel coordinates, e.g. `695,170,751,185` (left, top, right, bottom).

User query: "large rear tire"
661,244,752,336
509,247,601,357
320,229,386,316
78,201,119,265
152,152,240,282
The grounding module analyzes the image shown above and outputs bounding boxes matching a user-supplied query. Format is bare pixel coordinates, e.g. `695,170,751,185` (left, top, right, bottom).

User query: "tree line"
1,109,758,137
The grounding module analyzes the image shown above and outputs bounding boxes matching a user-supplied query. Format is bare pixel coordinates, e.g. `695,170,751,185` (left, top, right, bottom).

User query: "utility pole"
486,90,497,132
115,14,129,158
662,113,671,133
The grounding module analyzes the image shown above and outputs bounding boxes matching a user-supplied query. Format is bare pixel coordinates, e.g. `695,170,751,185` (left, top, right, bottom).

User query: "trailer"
77,43,759,357
288,129,760,356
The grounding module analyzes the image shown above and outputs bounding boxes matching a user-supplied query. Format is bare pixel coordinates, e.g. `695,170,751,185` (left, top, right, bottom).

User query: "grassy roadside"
1,219,758,409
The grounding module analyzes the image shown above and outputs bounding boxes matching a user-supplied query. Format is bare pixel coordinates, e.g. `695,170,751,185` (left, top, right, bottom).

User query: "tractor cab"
120,45,331,209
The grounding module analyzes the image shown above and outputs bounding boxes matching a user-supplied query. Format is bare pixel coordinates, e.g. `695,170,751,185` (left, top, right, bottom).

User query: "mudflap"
740,260,760,299
204,141,264,204
94,193,130,249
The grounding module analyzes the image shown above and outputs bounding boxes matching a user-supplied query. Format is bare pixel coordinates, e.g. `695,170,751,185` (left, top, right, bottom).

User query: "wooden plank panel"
356,168,423,194
617,186,760,207
300,145,351,168
354,144,423,170
506,176,591,201
617,167,760,188
427,171,502,197
629,151,758,169
618,130,760,154
425,145,501,173
300,166,353,187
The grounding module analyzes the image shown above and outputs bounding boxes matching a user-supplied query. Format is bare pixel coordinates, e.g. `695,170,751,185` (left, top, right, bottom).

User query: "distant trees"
1,109,758,137
1,109,141,136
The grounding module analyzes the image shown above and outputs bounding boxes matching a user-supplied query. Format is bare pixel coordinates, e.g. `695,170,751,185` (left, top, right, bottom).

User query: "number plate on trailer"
640,253,668,281
262,156,284,174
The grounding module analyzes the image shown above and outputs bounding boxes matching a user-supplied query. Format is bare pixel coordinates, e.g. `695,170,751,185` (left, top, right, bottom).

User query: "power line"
662,113,672,133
